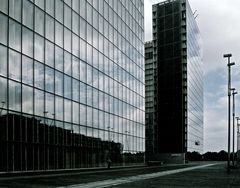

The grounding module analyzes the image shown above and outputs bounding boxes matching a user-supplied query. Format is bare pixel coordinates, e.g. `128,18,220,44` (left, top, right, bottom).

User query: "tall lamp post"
223,53,235,173
236,117,240,163
231,88,237,167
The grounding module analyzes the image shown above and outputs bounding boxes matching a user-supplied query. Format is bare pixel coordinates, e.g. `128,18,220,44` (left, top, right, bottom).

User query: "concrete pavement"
0,162,240,187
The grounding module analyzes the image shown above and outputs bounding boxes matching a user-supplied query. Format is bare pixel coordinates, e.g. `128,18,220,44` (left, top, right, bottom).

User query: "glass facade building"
145,0,203,163
0,0,145,172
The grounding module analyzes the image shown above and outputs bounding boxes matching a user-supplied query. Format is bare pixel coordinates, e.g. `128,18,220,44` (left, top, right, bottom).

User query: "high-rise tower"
145,0,203,163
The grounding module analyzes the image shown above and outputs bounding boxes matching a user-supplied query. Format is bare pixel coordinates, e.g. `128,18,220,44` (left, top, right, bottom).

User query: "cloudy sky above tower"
144,0,240,152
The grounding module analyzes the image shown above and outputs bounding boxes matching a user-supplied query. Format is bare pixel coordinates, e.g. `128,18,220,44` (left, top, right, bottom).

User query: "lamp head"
228,62,235,66
223,54,232,58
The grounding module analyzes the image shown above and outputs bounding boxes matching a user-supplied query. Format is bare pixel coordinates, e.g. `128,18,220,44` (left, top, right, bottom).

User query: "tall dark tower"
145,0,203,163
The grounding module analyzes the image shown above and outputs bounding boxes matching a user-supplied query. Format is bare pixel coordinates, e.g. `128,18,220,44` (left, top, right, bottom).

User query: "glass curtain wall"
0,0,145,172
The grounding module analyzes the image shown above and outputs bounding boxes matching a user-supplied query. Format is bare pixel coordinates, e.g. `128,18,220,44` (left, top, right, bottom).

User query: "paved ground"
0,162,240,187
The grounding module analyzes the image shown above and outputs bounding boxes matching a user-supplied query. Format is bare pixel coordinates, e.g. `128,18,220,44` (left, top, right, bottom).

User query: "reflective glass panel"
9,49,21,81
23,0,33,29
22,84,33,114
45,15,54,42
22,55,33,86
64,51,72,76
45,40,54,67
64,99,72,122
35,7,44,36
0,77,7,109
46,0,54,16
64,75,72,99
34,34,44,62
55,96,63,121
0,13,7,45
55,70,63,96
45,66,54,93
34,61,44,89
9,80,21,111
9,19,21,51
55,46,64,71
55,21,63,47
0,45,7,76
22,27,33,57
0,0,8,14
55,0,63,23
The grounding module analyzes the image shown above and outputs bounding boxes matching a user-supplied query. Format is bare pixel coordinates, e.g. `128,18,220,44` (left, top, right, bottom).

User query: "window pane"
45,15,54,42
80,104,86,125
64,28,71,52
22,55,33,86
0,13,7,45
22,27,33,57
0,0,8,14
65,0,72,5
86,86,92,106
55,46,63,71
22,85,33,114
80,82,86,104
73,102,79,124
87,24,93,45
0,45,7,76
9,0,22,22
72,33,79,57
45,40,54,67
55,0,63,23
72,79,79,102
35,0,44,10
64,99,72,122
87,3,93,25
80,17,86,40
45,93,54,116
55,21,63,47
72,12,79,34
79,60,86,83
0,77,7,112
34,34,44,62
34,61,44,89
45,66,54,93
64,4,71,29
86,64,92,85
23,0,33,29
35,7,44,36
87,106,92,126
64,51,72,75
72,56,79,79
9,19,21,51
87,44,92,65
9,49,21,81
72,0,79,13
46,0,54,16
80,38,86,61
55,70,63,96
64,75,72,99
55,96,63,120
9,80,21,111
34,89,44,116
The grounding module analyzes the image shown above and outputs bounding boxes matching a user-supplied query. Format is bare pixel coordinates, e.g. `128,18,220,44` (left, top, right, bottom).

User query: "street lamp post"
223,53,235,173
236,117,240,164
231,88,237,167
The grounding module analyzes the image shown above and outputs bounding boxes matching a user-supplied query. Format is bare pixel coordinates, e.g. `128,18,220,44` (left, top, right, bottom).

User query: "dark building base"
146,153,185,164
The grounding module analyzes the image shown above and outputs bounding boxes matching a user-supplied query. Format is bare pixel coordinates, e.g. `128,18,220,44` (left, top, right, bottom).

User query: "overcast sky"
144,0,240,153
